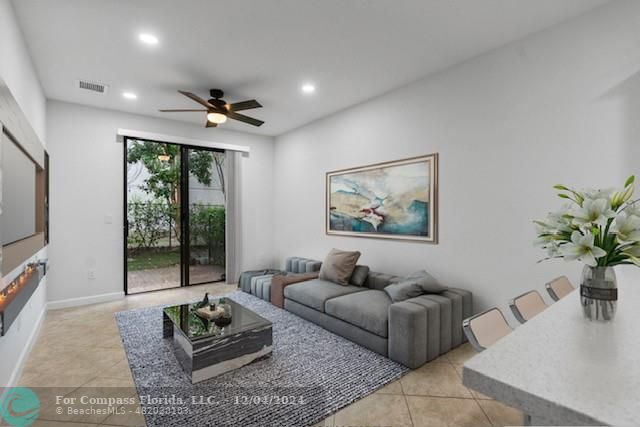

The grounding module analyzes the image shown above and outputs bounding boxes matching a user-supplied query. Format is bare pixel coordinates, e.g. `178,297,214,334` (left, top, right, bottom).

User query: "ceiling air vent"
77,79,109,94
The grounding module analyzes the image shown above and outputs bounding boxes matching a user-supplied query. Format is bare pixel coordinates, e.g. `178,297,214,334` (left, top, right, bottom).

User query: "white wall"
0,0,48,388
0,0,46,141
46,100,274,305
274,1,640,314
0,255,47,389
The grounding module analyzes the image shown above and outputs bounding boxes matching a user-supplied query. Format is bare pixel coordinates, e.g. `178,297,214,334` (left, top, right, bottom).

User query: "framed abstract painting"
326,154,438,243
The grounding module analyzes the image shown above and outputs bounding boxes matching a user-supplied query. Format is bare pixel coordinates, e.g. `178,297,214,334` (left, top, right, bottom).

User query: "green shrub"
190,204,226,266
127,196,172,253
127,198,225,266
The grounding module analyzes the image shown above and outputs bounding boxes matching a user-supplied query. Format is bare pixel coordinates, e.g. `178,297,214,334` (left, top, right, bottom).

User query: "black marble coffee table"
163,298,273,383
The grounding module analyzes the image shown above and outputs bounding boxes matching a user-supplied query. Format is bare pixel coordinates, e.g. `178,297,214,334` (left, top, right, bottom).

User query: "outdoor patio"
127,264,226,294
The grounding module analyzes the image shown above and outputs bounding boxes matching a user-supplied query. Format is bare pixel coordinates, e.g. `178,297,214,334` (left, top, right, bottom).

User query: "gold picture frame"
326,154,438,243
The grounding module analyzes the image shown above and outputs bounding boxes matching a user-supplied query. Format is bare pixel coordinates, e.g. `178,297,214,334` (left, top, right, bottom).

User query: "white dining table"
463,266,640,426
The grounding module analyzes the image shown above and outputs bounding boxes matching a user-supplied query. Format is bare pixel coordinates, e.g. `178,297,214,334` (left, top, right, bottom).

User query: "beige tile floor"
14,284,522,427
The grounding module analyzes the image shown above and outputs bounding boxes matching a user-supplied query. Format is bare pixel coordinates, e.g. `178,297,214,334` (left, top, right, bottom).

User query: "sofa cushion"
271,272,319,308
319,248,361,286
325,290,392,338
349,265,370,286
384,280,424,302
364,272,403,290
286,299,389,356
408,270,448,293
284,279,365,312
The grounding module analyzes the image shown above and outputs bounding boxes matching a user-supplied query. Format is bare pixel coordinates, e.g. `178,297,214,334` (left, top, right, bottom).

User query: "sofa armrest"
304,261,322,273
443,288,473,343
285,257,322,274
271,272,319,308
388,302,428,369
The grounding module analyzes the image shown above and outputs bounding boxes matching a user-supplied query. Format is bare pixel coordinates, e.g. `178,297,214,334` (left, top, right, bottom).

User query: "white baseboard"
47,291,124,310
4,304,46,390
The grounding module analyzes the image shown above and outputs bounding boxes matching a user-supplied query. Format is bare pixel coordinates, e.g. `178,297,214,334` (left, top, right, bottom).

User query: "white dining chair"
509,290,547,324
546,276,575,301
462,307,513,352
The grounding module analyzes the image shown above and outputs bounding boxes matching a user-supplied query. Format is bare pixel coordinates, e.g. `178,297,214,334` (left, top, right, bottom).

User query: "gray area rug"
115,291,409,427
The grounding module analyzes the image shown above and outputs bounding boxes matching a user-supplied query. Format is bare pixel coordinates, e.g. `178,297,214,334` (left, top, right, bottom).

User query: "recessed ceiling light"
122,92,137,100
138,33,159,45
301,83,316,94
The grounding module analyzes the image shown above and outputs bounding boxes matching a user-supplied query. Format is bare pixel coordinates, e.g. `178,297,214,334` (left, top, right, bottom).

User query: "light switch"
104,215,113,224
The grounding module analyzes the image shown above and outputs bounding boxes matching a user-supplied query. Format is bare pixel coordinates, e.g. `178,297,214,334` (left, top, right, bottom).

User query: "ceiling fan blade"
178,90,216,109
226,99,262,112
159,109,207,112
226,111,264,127
206,121,217,128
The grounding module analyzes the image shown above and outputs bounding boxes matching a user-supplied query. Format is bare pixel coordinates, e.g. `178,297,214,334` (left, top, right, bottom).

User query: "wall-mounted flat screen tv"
1,136,36,245
1,130,48,274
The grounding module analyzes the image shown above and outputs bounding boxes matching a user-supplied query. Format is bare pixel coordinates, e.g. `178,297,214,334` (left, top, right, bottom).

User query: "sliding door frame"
182,144,226,287
123,136,225,295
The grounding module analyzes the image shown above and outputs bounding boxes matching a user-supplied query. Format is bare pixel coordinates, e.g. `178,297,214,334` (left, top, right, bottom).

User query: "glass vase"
580,265,617,322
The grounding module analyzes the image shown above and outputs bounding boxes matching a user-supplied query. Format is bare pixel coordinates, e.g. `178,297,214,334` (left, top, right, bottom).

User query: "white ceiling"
12,0,608,136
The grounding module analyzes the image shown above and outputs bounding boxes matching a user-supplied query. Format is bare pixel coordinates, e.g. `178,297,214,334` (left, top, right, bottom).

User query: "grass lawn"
128,250,180,271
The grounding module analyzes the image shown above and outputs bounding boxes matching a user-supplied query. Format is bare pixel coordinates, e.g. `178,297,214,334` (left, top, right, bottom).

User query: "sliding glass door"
125,139,182,294
124,139,226,294
186,148,226,285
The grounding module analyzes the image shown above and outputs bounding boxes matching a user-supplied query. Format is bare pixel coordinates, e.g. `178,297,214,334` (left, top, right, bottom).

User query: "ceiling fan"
159,89,264,127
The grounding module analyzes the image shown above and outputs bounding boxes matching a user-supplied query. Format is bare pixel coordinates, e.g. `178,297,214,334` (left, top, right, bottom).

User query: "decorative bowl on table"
213,298,232,327
194,297,232,327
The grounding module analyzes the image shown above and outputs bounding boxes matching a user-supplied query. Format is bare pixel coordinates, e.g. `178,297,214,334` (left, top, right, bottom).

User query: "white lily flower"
545,242,560,257
560,231,607,267
546,210,573,232
534,234,555,247
624,245,640,257
611,212,640,243
571,198,616,227
624,202,640,218
583,188,616,201
611,185,634,208
535,207,573,236
534,221,550,235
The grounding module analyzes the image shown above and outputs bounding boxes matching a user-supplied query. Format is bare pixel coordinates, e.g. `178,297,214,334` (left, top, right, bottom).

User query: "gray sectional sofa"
241,257,472,369
238,257,322,302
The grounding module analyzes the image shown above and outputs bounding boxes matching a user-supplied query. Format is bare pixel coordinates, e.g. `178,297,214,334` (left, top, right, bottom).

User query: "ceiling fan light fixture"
207,112,227,124
161,90,263,127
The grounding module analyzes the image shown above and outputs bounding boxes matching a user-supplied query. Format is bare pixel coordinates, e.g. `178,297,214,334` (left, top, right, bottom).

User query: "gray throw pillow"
408,270,448,293
349,265,370,287
384,280,424,302
319,248,361,286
